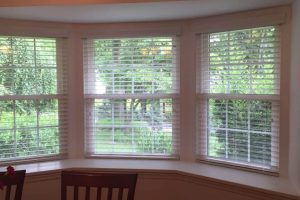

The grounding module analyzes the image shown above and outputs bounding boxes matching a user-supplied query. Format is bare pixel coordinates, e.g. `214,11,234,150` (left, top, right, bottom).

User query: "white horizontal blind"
0,36,68,164
84,37,180,157
197,26,280,171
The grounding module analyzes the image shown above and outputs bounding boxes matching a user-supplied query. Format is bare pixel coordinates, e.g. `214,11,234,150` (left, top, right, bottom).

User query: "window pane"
0,100,14,129
208,129,226,158
39,127,59,154
86,98,175,155
227,131,248,162
0,130,14,158
207,99,277,167
0,99,61,160
0,37,58,95
202,26,280,95
250,133,271,165
85,38,177,94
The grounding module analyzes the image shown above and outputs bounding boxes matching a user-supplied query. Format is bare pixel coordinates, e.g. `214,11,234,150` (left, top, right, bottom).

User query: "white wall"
289,0,300,192
0,4,298,199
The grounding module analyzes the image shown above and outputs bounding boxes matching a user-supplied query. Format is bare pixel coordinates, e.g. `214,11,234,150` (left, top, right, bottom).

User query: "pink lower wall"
23,179,60,200
21,172,297,200
23,177,254,200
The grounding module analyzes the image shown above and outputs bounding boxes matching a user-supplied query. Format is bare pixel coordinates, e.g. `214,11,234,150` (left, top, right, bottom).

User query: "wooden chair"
0,170,26,200
61,171,137,200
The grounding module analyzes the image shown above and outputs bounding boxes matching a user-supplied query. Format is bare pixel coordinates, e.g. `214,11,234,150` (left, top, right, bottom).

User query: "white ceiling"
0,0,294,23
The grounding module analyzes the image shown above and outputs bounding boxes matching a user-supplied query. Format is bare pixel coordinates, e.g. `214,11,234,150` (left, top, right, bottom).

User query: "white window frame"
194,18,290,174
83,36,180,159
0,36,68,165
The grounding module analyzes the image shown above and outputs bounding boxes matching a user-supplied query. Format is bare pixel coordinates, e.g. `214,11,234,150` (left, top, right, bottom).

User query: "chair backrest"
0,170,26,200
61,171,137,200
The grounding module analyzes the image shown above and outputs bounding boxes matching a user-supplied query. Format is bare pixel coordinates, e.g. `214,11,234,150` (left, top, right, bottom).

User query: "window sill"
86,154,180,160
1,158,299,199
197,157,279,176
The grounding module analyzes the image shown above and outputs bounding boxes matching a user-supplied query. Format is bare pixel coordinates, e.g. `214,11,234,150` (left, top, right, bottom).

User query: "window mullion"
112,101,115,152
36,101,40,155
247,102,251,163
13,100,17,158
225,100,229,159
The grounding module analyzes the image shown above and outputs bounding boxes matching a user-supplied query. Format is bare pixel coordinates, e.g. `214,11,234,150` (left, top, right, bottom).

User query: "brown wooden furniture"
0,170,26,200
61,171,137,200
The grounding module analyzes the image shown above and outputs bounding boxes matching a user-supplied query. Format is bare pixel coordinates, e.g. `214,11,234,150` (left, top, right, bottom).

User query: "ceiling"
0,0,294,23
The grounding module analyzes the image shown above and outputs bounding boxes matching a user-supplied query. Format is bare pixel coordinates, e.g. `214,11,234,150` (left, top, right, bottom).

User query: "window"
0,36,67,164
84,37,179,158
197,26,280,171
